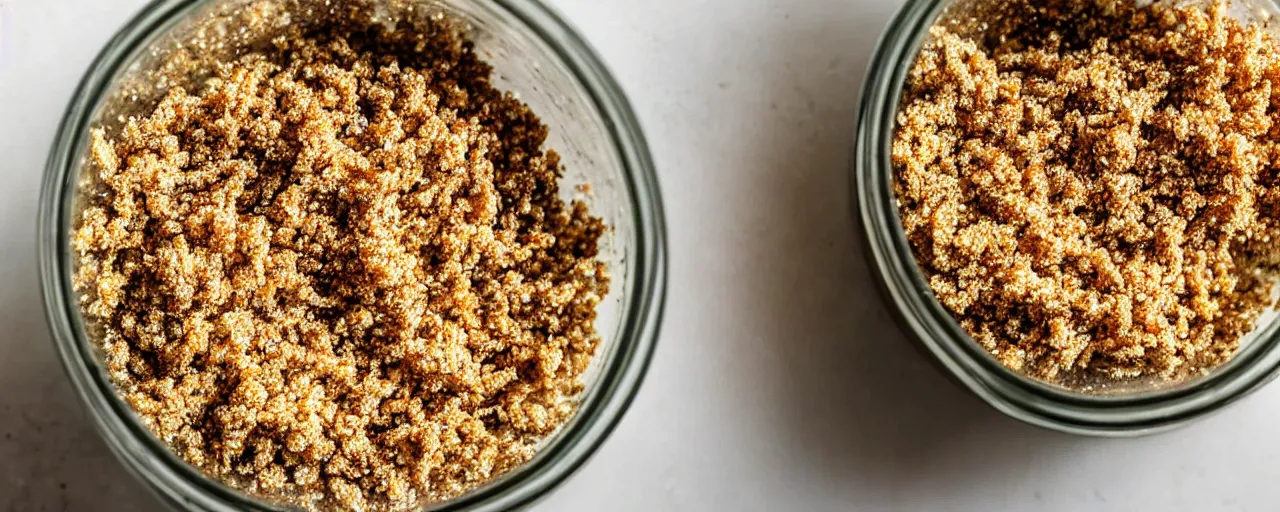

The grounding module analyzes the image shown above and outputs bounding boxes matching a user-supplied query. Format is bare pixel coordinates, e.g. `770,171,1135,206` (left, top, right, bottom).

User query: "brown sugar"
71,12,608,511
893,0,1280,382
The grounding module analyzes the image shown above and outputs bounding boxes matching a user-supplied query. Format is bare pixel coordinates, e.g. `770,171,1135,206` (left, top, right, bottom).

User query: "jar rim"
853,0,1280,436
36,0,669,509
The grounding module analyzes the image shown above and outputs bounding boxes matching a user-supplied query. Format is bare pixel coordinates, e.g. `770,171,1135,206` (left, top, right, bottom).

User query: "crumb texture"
894,0,1280,381
72,15,607,511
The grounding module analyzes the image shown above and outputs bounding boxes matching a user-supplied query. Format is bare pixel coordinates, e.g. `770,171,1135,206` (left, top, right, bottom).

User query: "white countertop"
3,0,1278,510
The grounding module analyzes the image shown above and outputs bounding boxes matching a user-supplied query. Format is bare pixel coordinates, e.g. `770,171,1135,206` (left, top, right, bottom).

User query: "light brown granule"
894,0,1280,382
72,15,607,512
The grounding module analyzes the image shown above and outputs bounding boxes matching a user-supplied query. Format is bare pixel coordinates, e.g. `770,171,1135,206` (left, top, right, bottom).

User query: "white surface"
1,0,1278,510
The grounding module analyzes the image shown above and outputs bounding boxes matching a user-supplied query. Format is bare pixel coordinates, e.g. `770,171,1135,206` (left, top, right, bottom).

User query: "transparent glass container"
37,0,667,509
855,0,1280,436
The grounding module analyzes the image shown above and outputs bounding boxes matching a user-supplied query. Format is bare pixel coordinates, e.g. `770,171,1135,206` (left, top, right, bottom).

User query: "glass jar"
37,0,668,509
854,0,1280,436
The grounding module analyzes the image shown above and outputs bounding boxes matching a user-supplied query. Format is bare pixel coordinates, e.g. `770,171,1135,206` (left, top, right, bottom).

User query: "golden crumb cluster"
72,16,607,511
894,0,1280,381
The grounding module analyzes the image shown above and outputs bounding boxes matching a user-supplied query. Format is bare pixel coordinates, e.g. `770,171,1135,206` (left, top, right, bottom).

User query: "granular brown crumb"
894,0,1280,382
72,11,607,511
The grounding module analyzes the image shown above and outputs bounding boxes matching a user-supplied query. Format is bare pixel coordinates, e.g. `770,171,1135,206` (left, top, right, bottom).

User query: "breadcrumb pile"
894,0,1280,381
72,15,607,511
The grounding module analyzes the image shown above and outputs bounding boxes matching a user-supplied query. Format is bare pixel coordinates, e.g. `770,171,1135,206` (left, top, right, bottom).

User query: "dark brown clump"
72,13,607,512
894,0,1280,382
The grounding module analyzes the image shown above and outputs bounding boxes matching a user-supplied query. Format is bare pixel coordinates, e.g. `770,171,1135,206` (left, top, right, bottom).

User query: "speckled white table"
2,0,1278,510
